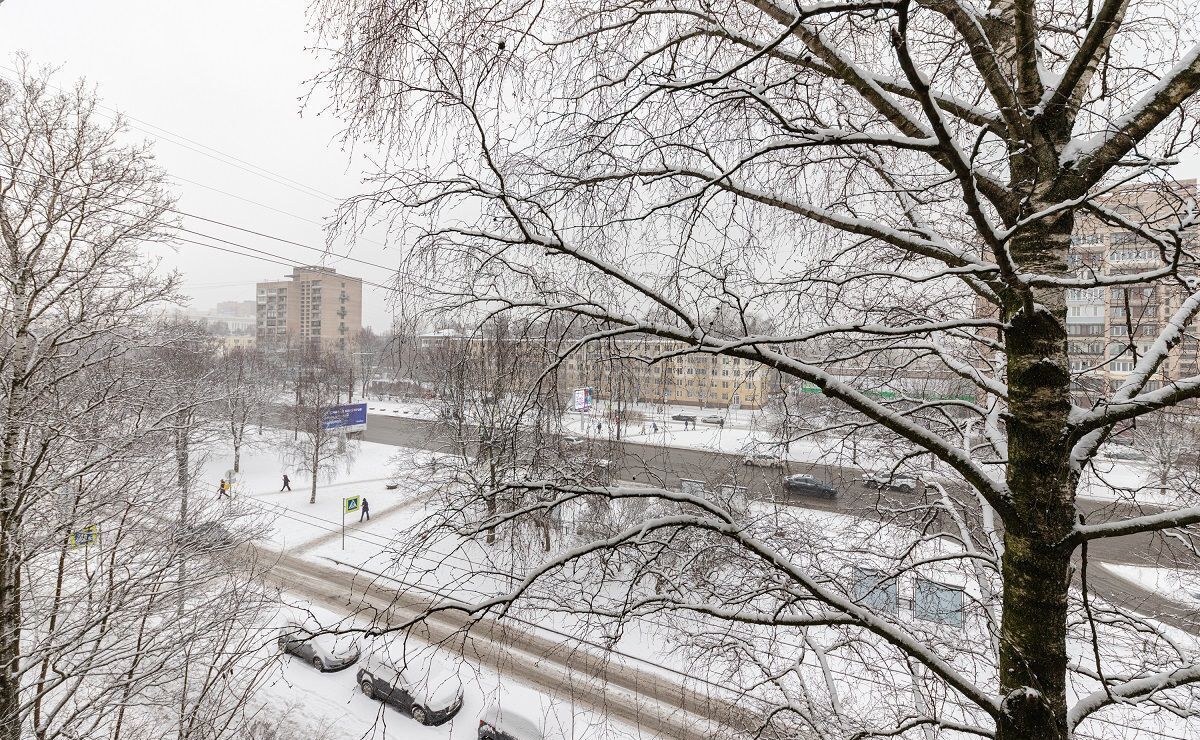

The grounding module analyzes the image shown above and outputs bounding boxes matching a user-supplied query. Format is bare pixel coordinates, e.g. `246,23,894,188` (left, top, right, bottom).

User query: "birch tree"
313,2,1200,738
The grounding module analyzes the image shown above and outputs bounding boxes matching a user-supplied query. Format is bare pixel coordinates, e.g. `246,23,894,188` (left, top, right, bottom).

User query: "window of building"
1111,360,1134,372
913,578,964,627
850,568,898,614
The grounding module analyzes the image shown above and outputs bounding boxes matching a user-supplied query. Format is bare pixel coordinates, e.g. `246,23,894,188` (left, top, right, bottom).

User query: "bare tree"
219,346,278,475
0,61,275,740
284,346,355,504
313,2,1200,739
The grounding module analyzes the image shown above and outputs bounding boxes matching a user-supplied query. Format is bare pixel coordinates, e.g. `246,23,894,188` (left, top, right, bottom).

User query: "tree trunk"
995,221,1075,740
0,316,29,740
310,450,319,505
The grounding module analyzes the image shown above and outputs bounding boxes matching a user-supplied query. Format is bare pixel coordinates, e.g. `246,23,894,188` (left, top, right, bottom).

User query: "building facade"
564,339,773,410
256,266,363,352
1066,181,1199,402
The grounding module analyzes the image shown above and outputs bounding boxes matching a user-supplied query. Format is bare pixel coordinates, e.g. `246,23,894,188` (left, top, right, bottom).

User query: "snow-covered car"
862,473,919,493
701,414,725,425
561,435,585,446
173,521,236,551
743,453,784,468
357,650,464,725
277,621,361,672
479,703,545,740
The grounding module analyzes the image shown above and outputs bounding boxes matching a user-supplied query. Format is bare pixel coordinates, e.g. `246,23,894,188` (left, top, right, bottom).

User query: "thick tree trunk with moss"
995,214,1077,740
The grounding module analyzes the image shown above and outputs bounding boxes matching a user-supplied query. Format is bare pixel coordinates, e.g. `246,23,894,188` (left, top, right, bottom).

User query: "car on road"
670,412,697,422
781,474,838,499
479,704,545,740
357,650,464,725
561,435,585,446
743,452,784,468
701,414,725,426
861,473,919,493
173,521,237,551
277,620,361,672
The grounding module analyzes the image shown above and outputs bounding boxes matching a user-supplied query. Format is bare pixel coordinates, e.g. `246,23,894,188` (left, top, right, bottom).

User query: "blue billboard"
322,402,368,433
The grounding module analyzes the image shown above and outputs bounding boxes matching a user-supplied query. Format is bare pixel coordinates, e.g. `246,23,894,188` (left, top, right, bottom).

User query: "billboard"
69,524,101,548
322,402,368,433
572,387,593,412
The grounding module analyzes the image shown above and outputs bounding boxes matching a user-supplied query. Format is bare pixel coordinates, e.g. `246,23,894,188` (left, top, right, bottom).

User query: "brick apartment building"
256,266,363,353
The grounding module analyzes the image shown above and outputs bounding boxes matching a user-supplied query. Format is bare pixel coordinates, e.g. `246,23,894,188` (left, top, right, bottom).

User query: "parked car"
861,473,919,493
782,474,838,499
1103,446,1146,461
561,435,585,446
743,453,784,468
701,414,725,426
173,521,236,551
670,412,697,422
479,704,545,740
277,620,361,672
357,650,464,725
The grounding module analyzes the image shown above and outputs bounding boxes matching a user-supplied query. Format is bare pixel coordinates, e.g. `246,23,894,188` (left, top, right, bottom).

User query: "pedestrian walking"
359,497,370,522
217,479,229,498
281,474,291,492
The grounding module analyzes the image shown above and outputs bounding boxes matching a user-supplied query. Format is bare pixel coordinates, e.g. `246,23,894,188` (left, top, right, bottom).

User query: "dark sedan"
781,474,838,499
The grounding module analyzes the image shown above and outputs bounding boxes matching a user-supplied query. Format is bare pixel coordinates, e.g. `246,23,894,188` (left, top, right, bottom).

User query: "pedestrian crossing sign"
343,495,360,514
68,524,101,548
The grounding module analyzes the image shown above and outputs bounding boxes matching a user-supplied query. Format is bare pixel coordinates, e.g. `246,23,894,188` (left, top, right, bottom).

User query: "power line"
0,66,340,204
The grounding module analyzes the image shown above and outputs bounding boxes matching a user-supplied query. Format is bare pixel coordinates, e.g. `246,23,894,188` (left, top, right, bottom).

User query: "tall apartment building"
256,266,363,352
1065,181,1199,401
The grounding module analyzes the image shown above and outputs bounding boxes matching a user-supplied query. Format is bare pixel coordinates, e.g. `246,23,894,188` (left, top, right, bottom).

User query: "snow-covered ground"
257,601,659,740
202,424,1200,739
201,434,695,739
1099,564,1200,607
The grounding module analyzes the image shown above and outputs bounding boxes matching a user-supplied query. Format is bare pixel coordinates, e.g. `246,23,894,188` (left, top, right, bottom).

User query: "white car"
479,703,545,740
742,453,784,468
561,435,585,446
277,620,361,672
862,473,919,492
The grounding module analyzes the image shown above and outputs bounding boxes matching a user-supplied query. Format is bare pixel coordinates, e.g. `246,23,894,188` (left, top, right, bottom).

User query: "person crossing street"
359,497,370,522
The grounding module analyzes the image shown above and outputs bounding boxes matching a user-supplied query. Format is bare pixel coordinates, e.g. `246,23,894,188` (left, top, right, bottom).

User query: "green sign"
343,495,360,514
69,524,100,548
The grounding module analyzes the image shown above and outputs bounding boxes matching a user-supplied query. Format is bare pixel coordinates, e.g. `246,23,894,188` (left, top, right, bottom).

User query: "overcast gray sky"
0,0,397,328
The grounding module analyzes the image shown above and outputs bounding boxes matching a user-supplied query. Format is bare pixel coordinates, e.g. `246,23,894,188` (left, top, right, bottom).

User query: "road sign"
572,387,593,412
322,403,368,433
343,495,360,514
68,524,100,548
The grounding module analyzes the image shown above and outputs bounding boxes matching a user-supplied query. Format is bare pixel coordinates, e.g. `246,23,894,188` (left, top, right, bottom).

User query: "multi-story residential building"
1066,180,1199,402
256,266,363,352
564,338,773,410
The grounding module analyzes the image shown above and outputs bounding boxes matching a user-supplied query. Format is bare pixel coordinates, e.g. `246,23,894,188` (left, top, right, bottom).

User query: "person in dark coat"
359,497,370,522
217,479,229,498
281,474,291,492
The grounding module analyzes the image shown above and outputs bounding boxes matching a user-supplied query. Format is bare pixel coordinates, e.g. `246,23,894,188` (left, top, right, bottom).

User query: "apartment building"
256,266,363,352
1066,181,1199,401
564,339,772,410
